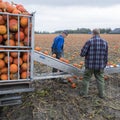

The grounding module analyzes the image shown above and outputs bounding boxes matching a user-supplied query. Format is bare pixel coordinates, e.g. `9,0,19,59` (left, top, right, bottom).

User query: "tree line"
35,28,112,34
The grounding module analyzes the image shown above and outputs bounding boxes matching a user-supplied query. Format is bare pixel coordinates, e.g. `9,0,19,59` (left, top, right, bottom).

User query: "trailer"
0,12,120,106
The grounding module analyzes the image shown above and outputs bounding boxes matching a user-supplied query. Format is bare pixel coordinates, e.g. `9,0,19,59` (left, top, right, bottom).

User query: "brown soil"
0,73,120,120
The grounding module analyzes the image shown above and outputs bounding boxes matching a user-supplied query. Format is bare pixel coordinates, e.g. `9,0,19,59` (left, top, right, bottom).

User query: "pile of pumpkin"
0,0,32,80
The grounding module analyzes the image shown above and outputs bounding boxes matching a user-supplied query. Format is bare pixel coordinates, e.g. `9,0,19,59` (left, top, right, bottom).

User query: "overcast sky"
7,0,120,32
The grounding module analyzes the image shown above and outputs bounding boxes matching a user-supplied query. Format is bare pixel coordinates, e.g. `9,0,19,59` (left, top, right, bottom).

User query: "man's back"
51,35,64,53
80,35,108,69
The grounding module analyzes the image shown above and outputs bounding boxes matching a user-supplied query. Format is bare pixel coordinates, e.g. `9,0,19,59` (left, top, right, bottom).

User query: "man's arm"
80,40,90,57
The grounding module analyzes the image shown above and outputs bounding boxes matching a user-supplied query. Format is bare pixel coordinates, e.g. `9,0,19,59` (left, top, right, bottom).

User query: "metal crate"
0,12,35,106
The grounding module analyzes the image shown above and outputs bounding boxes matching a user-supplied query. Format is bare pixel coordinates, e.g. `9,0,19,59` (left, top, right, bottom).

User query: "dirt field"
0,34,120,120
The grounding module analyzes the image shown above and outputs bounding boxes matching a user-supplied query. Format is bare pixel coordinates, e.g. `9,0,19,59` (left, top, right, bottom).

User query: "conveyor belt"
34,50,120,78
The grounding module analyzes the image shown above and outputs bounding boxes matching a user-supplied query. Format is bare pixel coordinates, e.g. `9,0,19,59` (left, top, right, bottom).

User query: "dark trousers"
80,68,105,97
52,51,63,72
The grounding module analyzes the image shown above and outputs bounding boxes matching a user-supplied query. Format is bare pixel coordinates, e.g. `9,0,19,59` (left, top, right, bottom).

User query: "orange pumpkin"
24,26,28,35
5,2,15,13
13,57,23,65
71,83,76,88
3,33,14,40
104,75,109,80
0,25,7,35
0,52,5,59
0,8,2,12
21,62,28,71
64,59,70,64
23,36,29,46
10,52,18,58
10,73,18,80
0,59,5,69
15,31,25,41
0,15,5,25
15,4,23,9
79,61,84,65
0,1,6,10
9,19,18,32
18,6,26,12
60,57,65,62
10,64,18,73
0,74,8,80
67,77,73,83
43,50,49,55
20,17,28,27
12,8,21,14
22,53,29,62
79,76,83,80
0,67,8,74
4,56,13,64
35,46,42,51
5,39,16,46
21,71,27,79
15,41,24,46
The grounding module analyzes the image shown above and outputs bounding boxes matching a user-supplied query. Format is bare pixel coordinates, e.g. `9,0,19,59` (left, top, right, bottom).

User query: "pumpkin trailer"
0,0,120,106
0,0,73,106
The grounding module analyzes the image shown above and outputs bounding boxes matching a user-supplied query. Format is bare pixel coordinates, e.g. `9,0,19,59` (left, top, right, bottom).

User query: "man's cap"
92,29,100,35
62,30,68,36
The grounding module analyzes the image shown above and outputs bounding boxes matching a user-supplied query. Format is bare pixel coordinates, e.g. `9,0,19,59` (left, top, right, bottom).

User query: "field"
35,34,120,64
0,34,120,120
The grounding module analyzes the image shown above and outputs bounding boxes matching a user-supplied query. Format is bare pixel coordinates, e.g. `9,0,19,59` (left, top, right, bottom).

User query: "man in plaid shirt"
80,29,108,99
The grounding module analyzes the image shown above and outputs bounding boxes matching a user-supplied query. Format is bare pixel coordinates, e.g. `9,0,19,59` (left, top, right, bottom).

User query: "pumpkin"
10,64,18,73
15,31,25,41
15,41,24,46
3,33,14,40
22,53,29,62
9,19,18,32
23,36,29,46
21,62,28,71
0,15,5,25
4,56,13,64
0,59,5,69
0,67,8,74
0,8,2,12
12,8,21,14
5,2,15,13
20,71,27,79
10,52,18,58
13,57,23,65
0,74,8,80
5,39,16,46
0,35,3,43
0,1,6,10
71,83,76,88
0,25,7,35
0,52,5,59
43,50,49,55
10,73,18,80
20,17,28,28
35,46,42,51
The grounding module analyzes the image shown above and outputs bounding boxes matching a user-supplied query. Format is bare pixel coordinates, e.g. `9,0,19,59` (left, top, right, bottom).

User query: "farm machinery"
0,12,120,107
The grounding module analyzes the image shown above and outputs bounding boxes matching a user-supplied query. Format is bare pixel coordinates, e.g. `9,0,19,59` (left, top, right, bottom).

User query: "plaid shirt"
80,35,108,70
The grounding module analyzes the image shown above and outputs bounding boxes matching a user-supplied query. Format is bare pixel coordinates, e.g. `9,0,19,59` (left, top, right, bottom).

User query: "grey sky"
11,0,120,7
6,0,120,32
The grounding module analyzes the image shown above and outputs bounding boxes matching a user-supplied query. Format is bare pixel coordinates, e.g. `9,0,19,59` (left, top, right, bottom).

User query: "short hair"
92,29,100,35
62,30,68,36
